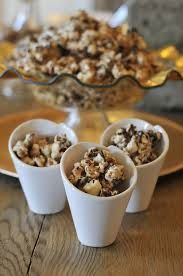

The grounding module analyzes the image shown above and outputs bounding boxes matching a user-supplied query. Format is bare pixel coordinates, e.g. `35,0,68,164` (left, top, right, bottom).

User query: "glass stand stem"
64,108,81,129
64,109,109,143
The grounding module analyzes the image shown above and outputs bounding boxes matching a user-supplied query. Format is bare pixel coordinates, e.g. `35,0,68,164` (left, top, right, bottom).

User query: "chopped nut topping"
110,124,162,165
69,147,127,197
13,133,72,167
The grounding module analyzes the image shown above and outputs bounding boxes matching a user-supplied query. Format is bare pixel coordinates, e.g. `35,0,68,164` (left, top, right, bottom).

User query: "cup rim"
100,118,169,168
8,118,78,171
60,142,137,201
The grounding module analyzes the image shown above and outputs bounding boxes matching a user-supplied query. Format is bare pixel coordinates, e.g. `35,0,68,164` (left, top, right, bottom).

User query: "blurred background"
1,0,183,50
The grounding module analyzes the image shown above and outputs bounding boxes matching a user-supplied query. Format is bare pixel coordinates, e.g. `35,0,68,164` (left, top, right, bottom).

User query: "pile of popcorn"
13,133,71,167
110,124,162,166
11,10,163,84
69,147,127,197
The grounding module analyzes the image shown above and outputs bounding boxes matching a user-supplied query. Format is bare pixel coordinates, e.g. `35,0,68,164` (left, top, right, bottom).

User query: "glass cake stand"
0,65,182,131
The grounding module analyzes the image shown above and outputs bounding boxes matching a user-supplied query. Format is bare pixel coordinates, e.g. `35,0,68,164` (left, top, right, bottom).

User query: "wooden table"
0,90,183,275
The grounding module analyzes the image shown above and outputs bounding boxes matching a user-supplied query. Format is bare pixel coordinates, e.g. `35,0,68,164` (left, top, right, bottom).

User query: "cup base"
79,237,116,248
126,207,148,213
29,204,65,215
80,241,115,248
126,203,150,213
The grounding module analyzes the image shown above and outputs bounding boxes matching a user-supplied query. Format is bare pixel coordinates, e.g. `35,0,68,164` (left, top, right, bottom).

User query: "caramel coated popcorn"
11,11,163,84
69,147,127,197
110,124,162,165
13,133,72,167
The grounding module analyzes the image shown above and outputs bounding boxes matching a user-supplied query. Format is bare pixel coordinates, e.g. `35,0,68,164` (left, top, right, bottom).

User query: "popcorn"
13,133,72,167
110,124,162,165
84,160,100,179
51,142,62,160
46,157,58,167
9,11,165,110
83,179,102,196
34,155,46,167
93,153,104,164
126,136,138,154
24,133,36,147
105,165,125,182
30,144,40,158
69,147,126,197
10,11,163,85
72,162,85,182
13,141,28,158
40,144,51,157
22,156,35,166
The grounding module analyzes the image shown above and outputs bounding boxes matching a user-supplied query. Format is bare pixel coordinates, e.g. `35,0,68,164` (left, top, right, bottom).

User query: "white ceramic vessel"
60,142,137,247
101,118,169,213
9,119,78,214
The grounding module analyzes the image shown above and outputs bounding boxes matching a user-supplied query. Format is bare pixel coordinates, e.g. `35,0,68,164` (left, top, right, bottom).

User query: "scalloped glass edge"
0,66,183,89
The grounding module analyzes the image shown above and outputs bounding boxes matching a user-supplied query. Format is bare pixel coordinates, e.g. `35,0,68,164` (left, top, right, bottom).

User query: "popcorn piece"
98,161,107,173
13,141,28,158
102,149,116,163
30,144,40,158
111,131,127,149
38,138,48,147
40,144,51,157
93,153,104,164
84,147,100,159
51,142,61,160
141,134,149,144
24,133,36,147
100,187,113,197
22,156,35,166
85,161,100,179
72,162,84,182
87,44,97,56
105,165,125,182
126,124,137,136
126,136,138,154
69,174,77,185
46,158,58,167
83,179,102,196
34,155,46,167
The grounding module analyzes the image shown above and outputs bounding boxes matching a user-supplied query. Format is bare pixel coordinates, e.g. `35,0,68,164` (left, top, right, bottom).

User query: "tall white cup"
60,142,137,247
9,119,78,214
101,118,169,213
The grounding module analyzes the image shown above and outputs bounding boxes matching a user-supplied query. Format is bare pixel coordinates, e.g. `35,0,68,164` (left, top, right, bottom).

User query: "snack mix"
110,124,162,166
11,10,163,84
13,133,72,167
69,147,127,197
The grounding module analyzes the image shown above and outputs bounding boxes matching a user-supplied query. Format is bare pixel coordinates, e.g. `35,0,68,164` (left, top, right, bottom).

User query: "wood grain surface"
0,175,44,276
27,172,183,276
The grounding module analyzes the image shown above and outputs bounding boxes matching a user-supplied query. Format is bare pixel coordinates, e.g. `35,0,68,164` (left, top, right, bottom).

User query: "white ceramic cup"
100,118,169,213
60,142,137,247
8,119,78,214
